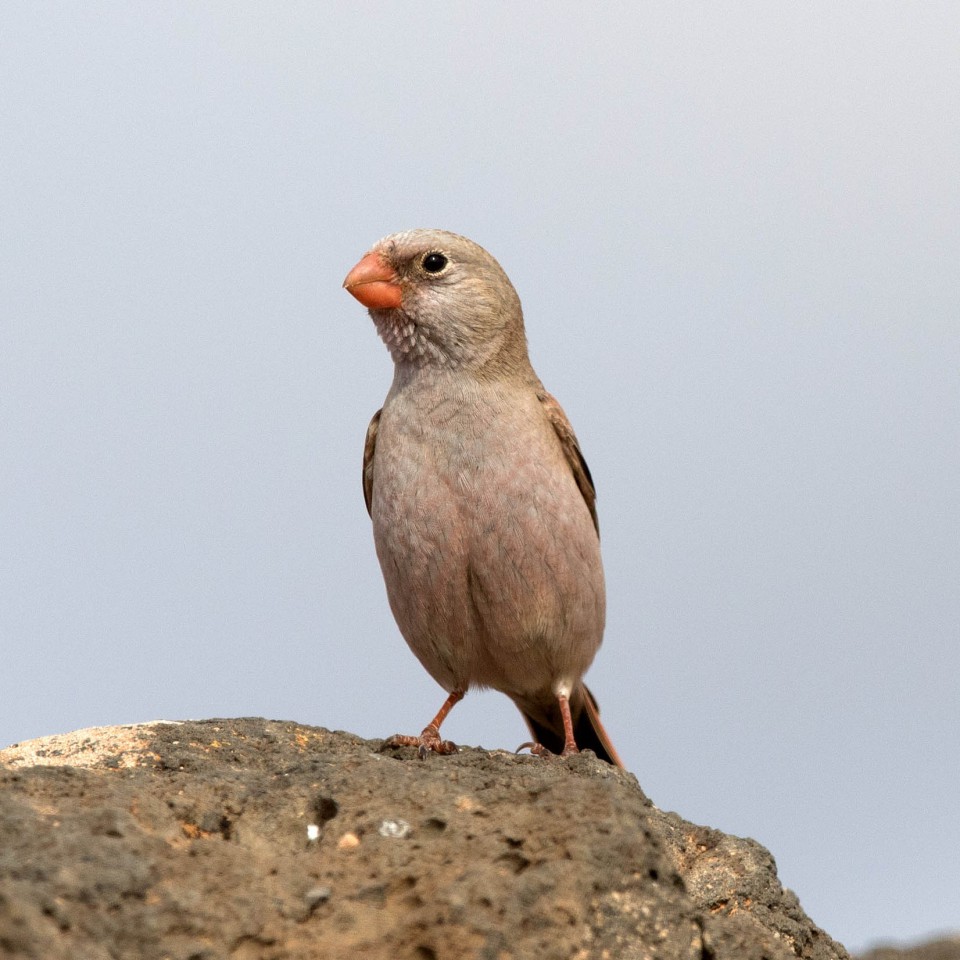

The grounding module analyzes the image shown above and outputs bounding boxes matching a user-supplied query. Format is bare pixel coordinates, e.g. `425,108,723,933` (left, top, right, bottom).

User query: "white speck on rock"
305,886,332,908
378,818,412,839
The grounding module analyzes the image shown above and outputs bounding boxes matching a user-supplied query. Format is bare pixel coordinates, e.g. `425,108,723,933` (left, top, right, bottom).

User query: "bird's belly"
371,412,605,698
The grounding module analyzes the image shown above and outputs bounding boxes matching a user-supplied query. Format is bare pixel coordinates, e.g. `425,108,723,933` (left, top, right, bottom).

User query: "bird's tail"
519,682,624,768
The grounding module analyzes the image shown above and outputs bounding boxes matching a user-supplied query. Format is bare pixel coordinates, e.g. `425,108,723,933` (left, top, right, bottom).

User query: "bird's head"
343,229,529,376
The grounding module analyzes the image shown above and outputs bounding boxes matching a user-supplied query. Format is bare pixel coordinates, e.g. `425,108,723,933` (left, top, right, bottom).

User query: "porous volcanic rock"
857,937,960,960
0,718,849,960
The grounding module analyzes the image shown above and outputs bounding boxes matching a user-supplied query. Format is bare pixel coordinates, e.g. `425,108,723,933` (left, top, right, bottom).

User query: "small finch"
343,229,622,767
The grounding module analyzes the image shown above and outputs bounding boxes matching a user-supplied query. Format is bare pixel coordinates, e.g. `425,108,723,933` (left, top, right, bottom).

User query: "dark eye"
421,252,448,273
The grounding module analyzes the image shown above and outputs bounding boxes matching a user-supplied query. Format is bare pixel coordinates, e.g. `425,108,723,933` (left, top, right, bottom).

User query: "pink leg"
383,689,465,759
516,693,580,759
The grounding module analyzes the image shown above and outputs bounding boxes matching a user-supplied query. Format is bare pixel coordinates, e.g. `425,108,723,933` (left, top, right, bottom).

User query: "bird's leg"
382,689,465,759
516,693,580,759
556,693,580,756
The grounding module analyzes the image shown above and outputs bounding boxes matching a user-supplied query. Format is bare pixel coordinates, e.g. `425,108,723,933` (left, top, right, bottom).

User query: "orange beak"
342,252,402,310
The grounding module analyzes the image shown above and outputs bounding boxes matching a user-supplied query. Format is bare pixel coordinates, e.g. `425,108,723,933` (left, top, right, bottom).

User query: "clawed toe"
515,740,579,759
382,725,458,759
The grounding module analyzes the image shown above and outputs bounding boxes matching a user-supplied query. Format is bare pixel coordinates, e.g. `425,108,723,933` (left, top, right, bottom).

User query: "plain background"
2,4,958,953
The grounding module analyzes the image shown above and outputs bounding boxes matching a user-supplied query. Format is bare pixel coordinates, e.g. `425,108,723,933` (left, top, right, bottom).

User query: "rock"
0,718,849,960
857,936,960,960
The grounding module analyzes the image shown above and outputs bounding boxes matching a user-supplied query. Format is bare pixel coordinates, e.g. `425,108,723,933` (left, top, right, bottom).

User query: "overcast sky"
2,4,958,952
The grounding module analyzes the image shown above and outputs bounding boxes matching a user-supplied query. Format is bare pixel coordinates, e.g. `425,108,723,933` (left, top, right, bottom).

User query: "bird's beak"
342,253,402,310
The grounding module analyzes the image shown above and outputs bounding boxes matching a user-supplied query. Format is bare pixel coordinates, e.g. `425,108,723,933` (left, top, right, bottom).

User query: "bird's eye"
421,252,448,274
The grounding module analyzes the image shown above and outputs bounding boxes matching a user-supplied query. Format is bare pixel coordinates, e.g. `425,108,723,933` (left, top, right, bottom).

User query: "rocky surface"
857,937,960,960
0,718,849,960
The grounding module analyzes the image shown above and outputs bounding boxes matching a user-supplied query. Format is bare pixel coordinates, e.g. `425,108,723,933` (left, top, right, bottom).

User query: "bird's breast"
369,379,604,694
373,383,580,529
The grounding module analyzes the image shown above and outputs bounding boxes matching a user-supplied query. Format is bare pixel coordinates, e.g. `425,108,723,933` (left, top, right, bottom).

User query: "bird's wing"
362,408,382,517
537,389,599,536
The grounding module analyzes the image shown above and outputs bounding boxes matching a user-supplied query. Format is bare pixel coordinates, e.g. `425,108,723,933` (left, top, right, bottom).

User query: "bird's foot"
382,724,458,760
515,740,579,760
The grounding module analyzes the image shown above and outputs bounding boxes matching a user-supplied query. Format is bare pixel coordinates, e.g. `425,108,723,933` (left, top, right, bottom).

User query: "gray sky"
2,3,958,952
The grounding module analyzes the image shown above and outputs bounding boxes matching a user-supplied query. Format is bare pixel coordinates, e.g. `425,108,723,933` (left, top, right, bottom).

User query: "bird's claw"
382,724,458,759
515,740,579,759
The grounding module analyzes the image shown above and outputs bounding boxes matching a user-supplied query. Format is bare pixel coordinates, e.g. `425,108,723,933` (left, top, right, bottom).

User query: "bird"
343,229,623,767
